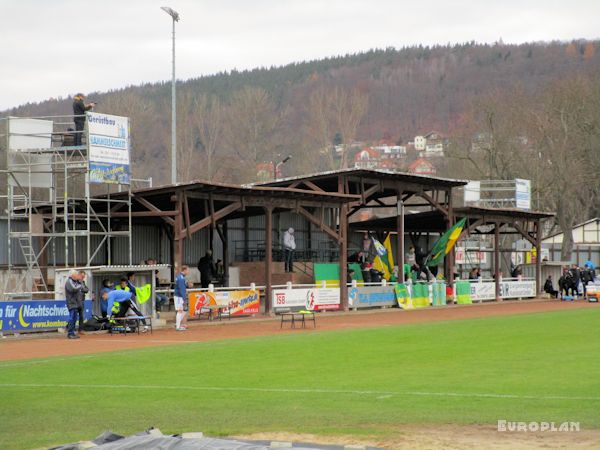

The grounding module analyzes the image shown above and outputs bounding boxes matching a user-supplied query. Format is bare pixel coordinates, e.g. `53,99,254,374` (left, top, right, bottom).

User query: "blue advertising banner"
0,300,92,333
348,286,396,308
87,112,130,185
89,162,130,184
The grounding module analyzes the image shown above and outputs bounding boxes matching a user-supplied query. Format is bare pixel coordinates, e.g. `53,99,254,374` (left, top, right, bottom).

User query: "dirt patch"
237,424,600,449
0,299,596,362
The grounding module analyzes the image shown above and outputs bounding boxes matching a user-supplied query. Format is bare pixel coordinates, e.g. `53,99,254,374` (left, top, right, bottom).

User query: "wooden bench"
110,315,153,335
280,312,316,329
197,305,231,321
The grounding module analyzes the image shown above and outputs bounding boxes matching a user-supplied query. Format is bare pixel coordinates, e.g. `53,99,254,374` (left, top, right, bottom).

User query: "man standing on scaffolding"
72,93,96,146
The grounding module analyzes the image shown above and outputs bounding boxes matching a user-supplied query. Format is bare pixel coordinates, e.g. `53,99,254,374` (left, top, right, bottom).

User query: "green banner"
314,263,340,287
394,283,412,309
412,283,430,308
455,281,472,304
432,282,447,306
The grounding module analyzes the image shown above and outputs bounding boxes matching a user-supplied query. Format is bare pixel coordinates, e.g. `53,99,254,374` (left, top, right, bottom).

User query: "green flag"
426,217,467,267
135,284,152,304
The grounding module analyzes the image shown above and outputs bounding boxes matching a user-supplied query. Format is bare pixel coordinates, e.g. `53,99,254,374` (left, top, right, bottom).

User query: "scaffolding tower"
1,113,132,297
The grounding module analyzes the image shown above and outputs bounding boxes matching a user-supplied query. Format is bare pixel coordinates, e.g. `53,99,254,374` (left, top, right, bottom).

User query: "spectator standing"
569,264,581,297
65,269,85,339
76,271,90,334
174,265,191,331
197,250,215,289
72,93,95,146
283,228,296,273
406,245,417,270
359,233,371,263
581,266,593,299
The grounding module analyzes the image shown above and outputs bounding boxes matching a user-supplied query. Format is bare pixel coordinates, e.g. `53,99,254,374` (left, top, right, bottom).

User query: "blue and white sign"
348,286,396,308
87,112,130,184
515,178,531,210
0,300,92,333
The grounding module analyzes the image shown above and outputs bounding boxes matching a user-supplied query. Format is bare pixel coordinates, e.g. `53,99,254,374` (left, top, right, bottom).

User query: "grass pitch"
1,308,599,449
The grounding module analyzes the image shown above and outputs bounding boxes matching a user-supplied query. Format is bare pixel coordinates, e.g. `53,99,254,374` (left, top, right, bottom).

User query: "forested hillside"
3,40,599,188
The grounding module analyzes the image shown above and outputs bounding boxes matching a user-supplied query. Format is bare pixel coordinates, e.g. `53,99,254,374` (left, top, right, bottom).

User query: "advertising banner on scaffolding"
87,112,130,184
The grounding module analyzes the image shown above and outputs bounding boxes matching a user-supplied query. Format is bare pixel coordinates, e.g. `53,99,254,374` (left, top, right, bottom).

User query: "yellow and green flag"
426,217,467,267
135,284,152,304
373,234,395,280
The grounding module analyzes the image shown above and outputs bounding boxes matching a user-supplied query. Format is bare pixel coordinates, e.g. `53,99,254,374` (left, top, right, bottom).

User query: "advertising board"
272,288,340,311
348,286,396,308
87,112,130,184
0,300,92,333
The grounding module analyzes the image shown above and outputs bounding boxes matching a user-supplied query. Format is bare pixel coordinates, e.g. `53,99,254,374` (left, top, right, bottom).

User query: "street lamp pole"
161,6,180,185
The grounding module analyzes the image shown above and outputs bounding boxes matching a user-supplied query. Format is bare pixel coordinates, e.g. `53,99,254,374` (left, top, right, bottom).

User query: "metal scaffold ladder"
16,236,48,292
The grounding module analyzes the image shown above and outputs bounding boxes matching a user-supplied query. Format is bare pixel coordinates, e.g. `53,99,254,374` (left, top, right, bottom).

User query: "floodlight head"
161,6,180,21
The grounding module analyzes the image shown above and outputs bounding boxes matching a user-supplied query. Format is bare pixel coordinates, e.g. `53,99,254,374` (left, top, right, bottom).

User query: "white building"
542,218,600,266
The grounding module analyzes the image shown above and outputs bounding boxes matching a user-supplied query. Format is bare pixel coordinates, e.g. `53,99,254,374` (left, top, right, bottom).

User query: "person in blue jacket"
101,288,148,332
174,265,191,331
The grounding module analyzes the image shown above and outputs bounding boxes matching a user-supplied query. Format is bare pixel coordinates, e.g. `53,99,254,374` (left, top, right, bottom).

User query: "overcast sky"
1,0,598,110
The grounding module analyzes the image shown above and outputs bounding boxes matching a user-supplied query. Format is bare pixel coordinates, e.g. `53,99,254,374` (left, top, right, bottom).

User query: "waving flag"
372,235,395,280
135,284,152,304
426,217,467,267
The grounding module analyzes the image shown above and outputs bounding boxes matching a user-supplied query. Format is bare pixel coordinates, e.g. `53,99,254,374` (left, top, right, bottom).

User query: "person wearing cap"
283,227,296,273
64,269,85,339
72,93,96,146
76,270,90,334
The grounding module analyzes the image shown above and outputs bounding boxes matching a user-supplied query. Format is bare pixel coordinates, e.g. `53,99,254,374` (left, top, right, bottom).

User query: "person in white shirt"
283,228,296,273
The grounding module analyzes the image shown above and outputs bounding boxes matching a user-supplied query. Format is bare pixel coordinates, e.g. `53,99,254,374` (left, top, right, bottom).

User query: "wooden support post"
494,221,501,301
340,205,348,310
446,189,455,285
223,222,229,287
397,191,405,283
173,192,184,273
339,175,348,311
535,219,542,296
243,216,249,261
264,206,273,315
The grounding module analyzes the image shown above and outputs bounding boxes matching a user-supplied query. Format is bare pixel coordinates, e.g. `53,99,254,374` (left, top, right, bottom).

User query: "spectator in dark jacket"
544,275,559,298
76,270,90,333
72,93,95,146
65,269,85,339
197,250,215,288
569,264,581,297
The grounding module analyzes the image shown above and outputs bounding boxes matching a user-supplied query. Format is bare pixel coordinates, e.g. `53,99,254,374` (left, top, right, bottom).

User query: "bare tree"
225,87,284,180
527,77,600,259
446,89,528,180
305,85,369,170
191,94,224,181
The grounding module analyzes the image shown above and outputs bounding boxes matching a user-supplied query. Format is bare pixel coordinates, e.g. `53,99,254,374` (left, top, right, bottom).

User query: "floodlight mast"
161,6,180,184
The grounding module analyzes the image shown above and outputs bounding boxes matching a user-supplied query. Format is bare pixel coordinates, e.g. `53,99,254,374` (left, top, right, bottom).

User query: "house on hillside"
542,218,600,266
411,132,446,157
256,162,275,181
408,157,437,175
373,144,407,160
354,147,382,169
414,135,427,151
423,131,445,156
